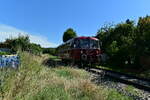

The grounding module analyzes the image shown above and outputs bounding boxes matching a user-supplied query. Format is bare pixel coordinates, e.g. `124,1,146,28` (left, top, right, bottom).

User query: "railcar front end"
57,37,102,65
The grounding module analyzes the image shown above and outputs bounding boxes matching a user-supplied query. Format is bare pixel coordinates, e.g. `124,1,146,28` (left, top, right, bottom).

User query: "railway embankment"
0,52,137,100
40,55,150,100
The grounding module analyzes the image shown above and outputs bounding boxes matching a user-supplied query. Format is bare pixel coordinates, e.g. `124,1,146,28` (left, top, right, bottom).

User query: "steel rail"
87,67,150,92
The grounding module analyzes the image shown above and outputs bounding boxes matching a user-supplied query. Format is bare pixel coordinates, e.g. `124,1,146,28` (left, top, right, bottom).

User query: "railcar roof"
75,36,99,41
58,36,99,47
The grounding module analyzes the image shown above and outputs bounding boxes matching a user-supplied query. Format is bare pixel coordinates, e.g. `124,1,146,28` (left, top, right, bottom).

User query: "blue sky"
0,0,150,47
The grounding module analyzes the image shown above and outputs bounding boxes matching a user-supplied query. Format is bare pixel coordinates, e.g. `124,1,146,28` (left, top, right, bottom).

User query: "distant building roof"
0,48,11,52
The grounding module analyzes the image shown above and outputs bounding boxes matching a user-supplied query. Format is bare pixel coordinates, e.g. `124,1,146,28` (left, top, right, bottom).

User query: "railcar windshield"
79,39,90,48
74,39,100,49
90,40,100,49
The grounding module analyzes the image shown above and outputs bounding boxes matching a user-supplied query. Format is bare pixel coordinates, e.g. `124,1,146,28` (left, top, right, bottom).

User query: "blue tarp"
0,55,19,68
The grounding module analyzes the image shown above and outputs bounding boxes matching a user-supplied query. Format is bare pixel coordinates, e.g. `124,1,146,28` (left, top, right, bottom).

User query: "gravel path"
90,73,150,100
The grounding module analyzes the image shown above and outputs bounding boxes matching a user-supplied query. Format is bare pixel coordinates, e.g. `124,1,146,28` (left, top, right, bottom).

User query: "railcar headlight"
96,50,99,54
81,54,87,61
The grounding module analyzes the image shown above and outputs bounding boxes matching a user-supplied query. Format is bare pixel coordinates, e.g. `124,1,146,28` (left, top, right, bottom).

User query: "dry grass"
0,52,105,100
0,52,133,100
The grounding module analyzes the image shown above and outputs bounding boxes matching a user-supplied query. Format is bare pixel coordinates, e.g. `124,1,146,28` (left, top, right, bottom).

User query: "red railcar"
57,36,102,65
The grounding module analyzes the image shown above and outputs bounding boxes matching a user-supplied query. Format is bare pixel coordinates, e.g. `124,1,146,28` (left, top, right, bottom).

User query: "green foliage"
136,16,150,55
107,41,119,56
1,35,42,55
97,20,136,66
42,48,56,55
0,51,11,55
5,35,30,52
0,42,10,48
53,67,91,81
30,85,70,100
28,43,42,55
63,28,77,42
106,89,133,100
97,16,150,68
55,70,74,79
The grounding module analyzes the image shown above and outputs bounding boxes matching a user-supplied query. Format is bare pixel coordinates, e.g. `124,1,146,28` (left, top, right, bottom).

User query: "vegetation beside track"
49,54,61,61
105,89,133,100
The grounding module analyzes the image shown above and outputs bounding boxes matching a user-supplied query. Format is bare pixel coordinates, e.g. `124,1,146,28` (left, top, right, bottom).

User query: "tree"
96,16,150,68
137,15,150,52
96,19,136,66
63,28,77,42
96,23,114,51
3,35,42,55
134,16,150,66
5,35,30,52
28,43,42,55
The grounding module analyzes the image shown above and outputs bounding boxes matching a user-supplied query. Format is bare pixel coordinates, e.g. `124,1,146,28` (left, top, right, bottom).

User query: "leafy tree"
137,16,150,55
28,43,42,55
63,28,77,42
2,35,42,55
5,35,30,52
132,16,150,67
96,20,136,66
96,16,150,68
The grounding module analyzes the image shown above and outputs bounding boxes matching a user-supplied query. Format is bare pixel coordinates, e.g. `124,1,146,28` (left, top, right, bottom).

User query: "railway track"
51,60,150,92
86,67,150,92
48,60,150,99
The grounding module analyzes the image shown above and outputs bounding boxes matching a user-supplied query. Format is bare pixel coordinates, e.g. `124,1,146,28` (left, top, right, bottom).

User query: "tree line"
96,16,150,68
0,35,55,55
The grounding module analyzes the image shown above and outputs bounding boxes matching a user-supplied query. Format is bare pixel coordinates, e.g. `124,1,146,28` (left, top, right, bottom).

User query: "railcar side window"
74,39,80,48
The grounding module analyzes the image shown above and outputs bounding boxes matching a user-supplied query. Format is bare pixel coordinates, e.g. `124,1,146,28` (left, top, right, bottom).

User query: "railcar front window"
90,40,100,49
79,39,90,49
74,39,100,49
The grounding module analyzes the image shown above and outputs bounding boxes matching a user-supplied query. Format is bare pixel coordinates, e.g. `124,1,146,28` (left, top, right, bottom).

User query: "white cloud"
0,24,58,48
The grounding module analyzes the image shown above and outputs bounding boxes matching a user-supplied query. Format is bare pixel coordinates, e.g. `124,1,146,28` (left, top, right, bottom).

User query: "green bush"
42,48,56,55
1,35,42,55
96,16,150,68
0,51,11,55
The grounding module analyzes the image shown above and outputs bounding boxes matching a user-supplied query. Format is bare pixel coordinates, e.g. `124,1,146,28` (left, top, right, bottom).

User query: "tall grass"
0,52,133,100
0,52,105,100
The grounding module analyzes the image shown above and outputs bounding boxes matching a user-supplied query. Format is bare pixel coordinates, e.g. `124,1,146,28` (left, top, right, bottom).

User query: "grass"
124,85,139,96
0,52,134,100
53,67,89,79
105,89,133,100
49,54,61,61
